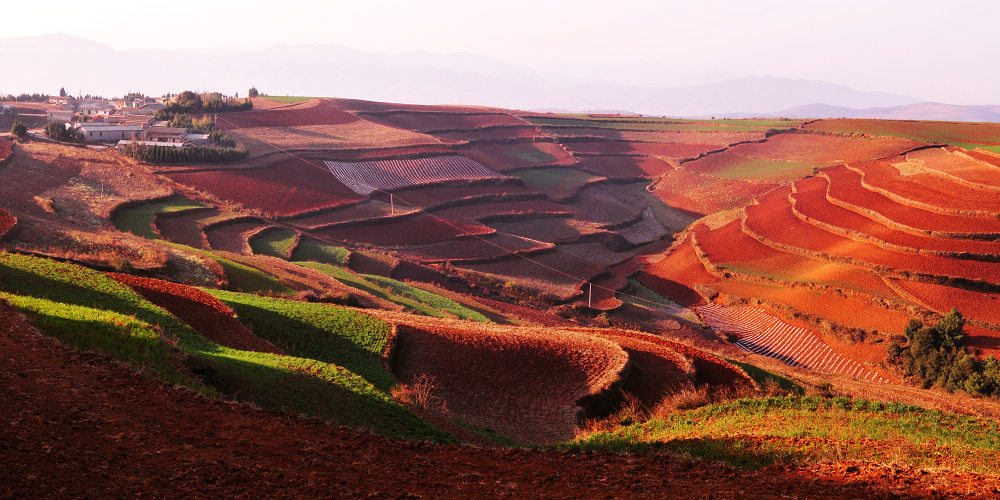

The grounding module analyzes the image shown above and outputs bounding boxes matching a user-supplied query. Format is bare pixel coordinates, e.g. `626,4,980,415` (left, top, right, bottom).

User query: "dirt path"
3,300,1000,498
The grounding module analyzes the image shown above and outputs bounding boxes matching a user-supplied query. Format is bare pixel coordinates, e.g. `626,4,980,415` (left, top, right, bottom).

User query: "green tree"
43,121,79,142
10,121,27,139
59,86,66,97
248,87,259,98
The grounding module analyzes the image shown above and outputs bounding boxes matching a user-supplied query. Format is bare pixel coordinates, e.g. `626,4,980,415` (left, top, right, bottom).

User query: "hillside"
5,95,1000,495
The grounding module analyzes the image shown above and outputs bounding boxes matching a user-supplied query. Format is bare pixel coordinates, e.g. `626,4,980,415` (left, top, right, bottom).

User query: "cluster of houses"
43,95,209,149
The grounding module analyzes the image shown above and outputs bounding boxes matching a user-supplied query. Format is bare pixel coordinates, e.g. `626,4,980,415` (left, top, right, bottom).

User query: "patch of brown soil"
106,273,282,354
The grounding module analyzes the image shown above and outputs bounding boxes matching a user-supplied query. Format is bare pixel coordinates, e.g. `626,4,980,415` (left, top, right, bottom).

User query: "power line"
212,113,684,312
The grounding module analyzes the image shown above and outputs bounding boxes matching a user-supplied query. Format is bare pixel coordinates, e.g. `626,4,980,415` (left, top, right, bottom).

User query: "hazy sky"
8,0,1000,103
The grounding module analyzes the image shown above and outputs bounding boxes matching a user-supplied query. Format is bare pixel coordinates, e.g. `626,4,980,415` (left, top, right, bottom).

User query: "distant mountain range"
2,34,996,120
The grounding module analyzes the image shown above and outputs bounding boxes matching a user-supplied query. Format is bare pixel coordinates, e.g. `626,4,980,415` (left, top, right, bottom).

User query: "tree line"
121,142,248,164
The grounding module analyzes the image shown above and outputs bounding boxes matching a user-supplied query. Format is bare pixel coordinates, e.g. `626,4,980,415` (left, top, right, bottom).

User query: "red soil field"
0,208,15,238
906,147,1000,189
460,142,576,171
729,133,924,164
963,325,1000,358
166,158,362,217
547,127,766,145
696,218,899,300
458,248,603,300
790,175,1000,257
823,165,1000,235
154,208,212,248
589,331,693,407
332,98,503,114
650,169,775,215
805,118,1000,147
316,212,492,247
385,316,628,443
11,304,973,498
205,220,271,254
639,332,756,389
0,139,11,163
745,186,1000,286
216,99,358,130
106,273,282,354
347,250,397,276
361,111,531,132
320,144,454,161
709,279,912,335
889,278,1000,327
430,198,570,223
379,181,537,209
639,237,717,307
564,140,717,159
404,233,551,263
850,157,1000,215
434,126,544,141
964,149,1000,168
575,155,674,179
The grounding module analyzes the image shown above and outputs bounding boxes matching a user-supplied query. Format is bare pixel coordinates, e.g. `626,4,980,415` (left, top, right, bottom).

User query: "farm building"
46,110,75,122
105,114,157,128
76,123,143,142
143,127,210,145
47,96,74,106
78,100,115,117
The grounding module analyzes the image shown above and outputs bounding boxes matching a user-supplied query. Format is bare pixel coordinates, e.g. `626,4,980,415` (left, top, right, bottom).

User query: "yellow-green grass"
261,96,315,103
249,227,298,258
806,119,1000,152
707,157,815,183
0,251,452,442
112,196,207,239
512,168,603,199
504,148,556,164
290,237,350,266
570,395,1000,473
162,241,293,295
525,116,802,132
295,261,487,321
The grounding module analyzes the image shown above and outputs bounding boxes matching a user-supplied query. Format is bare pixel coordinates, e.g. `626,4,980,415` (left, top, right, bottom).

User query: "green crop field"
363,274,490,322
524,116,801,132
0,251,452,442
504,148,556,164
290,237,351,266
112,196,207,239
570,395,1000,472
512,168,603,199
249,228,299,258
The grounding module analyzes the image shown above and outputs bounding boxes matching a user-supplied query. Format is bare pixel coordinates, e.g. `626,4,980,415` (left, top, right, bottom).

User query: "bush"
43,121,79,142
10,121,27,139
887,308,1000,395
121,142,248,164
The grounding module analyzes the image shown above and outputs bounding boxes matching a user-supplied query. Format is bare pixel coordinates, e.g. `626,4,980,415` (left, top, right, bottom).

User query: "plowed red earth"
651,169,775,216
435,126,544,141
639,237,716,307
430,199,569,222
317,213,492,246
5,301,998,497
205,220,270,254
381,181,537,209
106,273,282,354
386,318,628,443
889,278,1000,327
696,218,899,300
565,140,717,159
805,118,1000,146
461,142,576,171
746,185,1000,285
166,158,361,217
824,165,1000,234
790,176,1000,257
577,155,675,178
216,99,358,129
362,112,530,132
851,157,1000,213
0,139,11,162
908,147,1000,188
591,331,693,408
154,208,212,248
0,208,15,237
729,133,924,164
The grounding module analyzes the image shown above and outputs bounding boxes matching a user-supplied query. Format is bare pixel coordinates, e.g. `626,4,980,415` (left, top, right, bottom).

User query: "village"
36,94,210,150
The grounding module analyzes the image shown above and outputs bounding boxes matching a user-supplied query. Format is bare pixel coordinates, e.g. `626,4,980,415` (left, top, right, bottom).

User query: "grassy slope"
296,261,488,321
708,157,815,182
0,251,451,443
512,168,602,199
291,237,351,266
261,96,315,103
249,228,298,258
571,396,1000,473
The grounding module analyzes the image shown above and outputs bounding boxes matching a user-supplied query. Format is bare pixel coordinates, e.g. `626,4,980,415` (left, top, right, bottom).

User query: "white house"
46,110,75,122
76,124,143,142
78,100,115,117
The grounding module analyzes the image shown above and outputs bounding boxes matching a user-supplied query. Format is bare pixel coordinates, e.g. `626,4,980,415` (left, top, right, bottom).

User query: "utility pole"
390,193,394,215
588,283,593,308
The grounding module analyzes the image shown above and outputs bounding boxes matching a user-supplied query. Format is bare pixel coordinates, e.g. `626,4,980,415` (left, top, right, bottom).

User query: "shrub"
10,121,27,139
